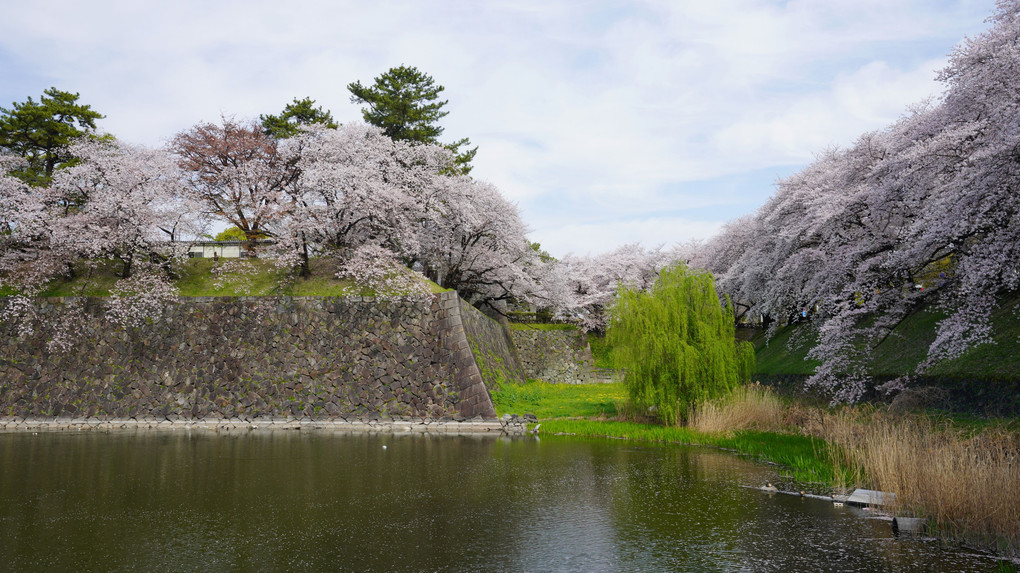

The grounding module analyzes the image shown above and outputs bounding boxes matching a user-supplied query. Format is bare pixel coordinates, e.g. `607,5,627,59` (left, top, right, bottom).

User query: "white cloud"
533,216,726,257
0,0,1000,259
712,57,949,166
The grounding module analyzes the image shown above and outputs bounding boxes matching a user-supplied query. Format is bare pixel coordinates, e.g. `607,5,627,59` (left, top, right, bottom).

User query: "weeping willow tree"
608,263,755,425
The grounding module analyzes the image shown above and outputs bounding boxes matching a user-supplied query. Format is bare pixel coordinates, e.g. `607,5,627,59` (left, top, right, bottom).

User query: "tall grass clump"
823,412,1020,553
690,383,788,434
608,263,755,425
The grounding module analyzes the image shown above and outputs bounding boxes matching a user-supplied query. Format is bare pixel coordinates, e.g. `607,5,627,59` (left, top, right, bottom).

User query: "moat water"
0,431,1003,572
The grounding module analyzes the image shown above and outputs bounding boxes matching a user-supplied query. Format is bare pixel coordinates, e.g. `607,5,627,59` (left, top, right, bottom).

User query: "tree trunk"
300,232,310,278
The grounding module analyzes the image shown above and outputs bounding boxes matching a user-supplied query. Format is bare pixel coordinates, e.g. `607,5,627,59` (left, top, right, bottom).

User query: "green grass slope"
747,293,1020,413
749,291,1020,381
491,380,625,419
10,257,446,298
926,292,1020,380
746,324,820,376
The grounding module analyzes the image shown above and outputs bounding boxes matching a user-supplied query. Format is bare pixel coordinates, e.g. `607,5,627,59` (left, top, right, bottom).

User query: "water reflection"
0,431,999,572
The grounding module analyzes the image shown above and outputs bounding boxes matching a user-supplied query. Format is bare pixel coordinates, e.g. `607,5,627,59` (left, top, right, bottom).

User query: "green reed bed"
492,381,836,485
535,418,837,485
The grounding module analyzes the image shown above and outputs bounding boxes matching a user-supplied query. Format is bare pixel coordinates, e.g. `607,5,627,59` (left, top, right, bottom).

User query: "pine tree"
260,97,337,139
0,88,104,186
348,65,477,174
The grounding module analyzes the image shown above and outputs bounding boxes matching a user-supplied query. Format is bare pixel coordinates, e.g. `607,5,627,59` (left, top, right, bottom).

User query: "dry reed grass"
709,383,1020,554
689,383,791,433
625,382,1020,555
823,410,1019,554
688,385,1019,554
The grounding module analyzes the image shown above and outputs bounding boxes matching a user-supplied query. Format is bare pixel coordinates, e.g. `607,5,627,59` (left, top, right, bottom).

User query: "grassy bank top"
1,258,447,298
749,290,1020,385
507,322,578,332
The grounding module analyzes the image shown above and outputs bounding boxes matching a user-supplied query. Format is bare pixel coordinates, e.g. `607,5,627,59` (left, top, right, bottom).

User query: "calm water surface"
0,431,1000,572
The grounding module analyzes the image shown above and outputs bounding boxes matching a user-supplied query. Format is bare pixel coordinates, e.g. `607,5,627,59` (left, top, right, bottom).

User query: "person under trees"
0,88,104,186
348,65,477,175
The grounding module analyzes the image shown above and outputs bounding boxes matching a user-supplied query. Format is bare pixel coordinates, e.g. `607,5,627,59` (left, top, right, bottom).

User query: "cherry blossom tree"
545,243,670,332
334,244,432,299
413,174,543,309
1,139,200,348
906,0,1020,366
275,123,542,306
106,272,181,329
171,118,295,249
0,155,62,294
0,156,57,339
698,112,960,400
54,139,205,278
3,113,549,341
692,1,1020,402
272,123,449,277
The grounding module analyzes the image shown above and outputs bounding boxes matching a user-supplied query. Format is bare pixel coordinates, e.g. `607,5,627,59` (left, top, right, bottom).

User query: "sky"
0,0,1000,257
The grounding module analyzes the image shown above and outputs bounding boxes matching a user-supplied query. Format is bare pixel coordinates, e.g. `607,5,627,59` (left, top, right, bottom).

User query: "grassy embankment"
752,291,1020,414
507,322,578,332
492,381,841,485
492,379,1019,556
4,257,446,298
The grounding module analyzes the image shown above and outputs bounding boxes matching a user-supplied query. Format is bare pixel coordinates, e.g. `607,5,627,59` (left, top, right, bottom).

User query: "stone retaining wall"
509,327,599,384
0,291,506,422
460,300,526,388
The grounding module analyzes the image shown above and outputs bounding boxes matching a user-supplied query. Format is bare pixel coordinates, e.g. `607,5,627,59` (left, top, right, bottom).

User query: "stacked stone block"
0,292,501,421
510,328,598,384
459,300,526,389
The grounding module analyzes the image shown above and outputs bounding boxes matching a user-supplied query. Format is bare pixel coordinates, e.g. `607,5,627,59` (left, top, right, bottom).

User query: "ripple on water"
0,432,1003,572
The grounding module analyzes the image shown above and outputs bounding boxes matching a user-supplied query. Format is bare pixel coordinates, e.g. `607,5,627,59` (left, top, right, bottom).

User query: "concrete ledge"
847,488,896,507
0,417,526,435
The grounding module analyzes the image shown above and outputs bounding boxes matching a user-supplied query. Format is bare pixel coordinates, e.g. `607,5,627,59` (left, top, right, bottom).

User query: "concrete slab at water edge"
847,489,897,508
893,516,927,534
0,416,528,435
